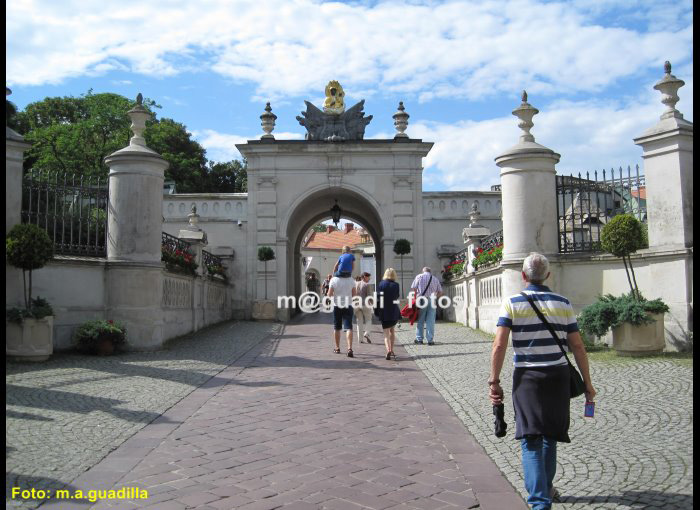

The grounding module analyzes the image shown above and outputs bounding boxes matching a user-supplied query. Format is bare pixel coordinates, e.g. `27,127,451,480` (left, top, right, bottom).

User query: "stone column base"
252,300,278,320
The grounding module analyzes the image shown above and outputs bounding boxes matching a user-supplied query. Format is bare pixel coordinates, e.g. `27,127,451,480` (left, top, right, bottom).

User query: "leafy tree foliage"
601,214,645,299
10,90,247,193
6,224,54,311
204,159,248,193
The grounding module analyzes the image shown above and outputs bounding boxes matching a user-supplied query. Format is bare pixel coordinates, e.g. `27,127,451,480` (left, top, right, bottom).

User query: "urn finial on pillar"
260,102,277,139
393,101,409,138
653,61,685,120
512,90,539,143
127,92,151,147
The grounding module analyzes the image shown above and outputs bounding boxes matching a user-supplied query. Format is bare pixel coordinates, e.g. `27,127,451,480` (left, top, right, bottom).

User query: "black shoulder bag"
520,292,586,399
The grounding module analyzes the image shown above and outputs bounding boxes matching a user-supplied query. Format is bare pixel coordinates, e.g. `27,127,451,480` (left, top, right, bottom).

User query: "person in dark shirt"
375,268,401,360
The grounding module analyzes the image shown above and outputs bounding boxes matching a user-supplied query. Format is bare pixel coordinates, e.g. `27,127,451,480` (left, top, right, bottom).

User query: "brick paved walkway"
28,314,527,510
7,321,280,510
395,322,694,510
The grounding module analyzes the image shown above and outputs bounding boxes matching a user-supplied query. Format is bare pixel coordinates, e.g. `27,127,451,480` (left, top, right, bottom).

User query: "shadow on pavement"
561,489,693,508
408,352,484,359
6,410,54,422
6,384,176,424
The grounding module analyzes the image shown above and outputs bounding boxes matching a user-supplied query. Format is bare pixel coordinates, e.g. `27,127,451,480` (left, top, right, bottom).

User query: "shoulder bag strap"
519,291,574,366
421,275,433,297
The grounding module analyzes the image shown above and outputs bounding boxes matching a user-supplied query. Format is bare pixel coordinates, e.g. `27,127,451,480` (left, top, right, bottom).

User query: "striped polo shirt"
497,284,579,368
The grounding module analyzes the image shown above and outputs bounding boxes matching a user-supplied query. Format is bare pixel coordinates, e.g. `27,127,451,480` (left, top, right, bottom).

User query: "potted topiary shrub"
393,239,411,297
578,293,669,355
579,214,669,355
253,246,276,320
74,319,127,356
6,224,55,361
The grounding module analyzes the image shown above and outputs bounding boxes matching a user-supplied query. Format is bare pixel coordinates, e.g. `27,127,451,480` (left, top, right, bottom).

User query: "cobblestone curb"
6,320,281,510
395,322,693,510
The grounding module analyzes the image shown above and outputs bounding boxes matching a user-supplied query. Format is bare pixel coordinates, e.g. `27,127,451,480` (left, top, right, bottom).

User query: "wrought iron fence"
161,232,192,256
481,229,503,251
202,250,224,269
556,165,646,253
21,169,108,257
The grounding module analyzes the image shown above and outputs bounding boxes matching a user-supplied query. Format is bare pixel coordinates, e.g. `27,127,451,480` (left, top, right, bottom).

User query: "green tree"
12,90,247,193
257,246,276,300
6,224,54,312
600,214,645,299
144,117,207,192
204,159,248,193
15,91,146,176
7,98,19,129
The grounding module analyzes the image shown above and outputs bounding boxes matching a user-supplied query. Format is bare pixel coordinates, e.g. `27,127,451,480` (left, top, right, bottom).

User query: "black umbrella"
493,403,507,438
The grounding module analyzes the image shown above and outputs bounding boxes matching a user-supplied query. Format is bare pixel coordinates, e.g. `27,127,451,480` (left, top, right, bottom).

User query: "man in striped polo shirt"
410,267,443,345
489,253,595,510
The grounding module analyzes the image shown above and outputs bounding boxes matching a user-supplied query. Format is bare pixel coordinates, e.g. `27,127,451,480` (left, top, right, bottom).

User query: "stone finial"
393,101,409,138
512,90,539,143
653,60,685,120
260,102,277,139
126,92,151,147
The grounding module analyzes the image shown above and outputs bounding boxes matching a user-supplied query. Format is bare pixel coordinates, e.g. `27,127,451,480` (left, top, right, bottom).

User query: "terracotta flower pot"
96,336,115,356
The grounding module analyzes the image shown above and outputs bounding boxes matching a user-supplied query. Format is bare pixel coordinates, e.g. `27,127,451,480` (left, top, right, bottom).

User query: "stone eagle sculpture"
296,83,373,141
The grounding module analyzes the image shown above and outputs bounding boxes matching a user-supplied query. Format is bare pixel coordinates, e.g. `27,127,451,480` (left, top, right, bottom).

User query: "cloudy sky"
7,0,693,191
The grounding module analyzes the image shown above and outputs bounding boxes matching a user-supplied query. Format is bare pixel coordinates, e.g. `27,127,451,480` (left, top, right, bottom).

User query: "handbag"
520,292,586,399
401,276,433,325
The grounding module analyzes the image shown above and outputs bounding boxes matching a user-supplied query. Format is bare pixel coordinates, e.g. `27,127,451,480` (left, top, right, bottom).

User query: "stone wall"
162,189,505,311
23,260,233,352
162,193,248,318
442,247,693,351
28,257,108,350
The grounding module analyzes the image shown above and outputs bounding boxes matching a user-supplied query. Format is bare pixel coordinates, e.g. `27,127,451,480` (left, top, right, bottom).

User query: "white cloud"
6,0,693,104
193,129,303,162
411,89,689,191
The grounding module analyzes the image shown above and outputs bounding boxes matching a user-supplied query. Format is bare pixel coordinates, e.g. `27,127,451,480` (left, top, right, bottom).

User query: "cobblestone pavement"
8,313,528,510
6,320,281,510
394,322,694,510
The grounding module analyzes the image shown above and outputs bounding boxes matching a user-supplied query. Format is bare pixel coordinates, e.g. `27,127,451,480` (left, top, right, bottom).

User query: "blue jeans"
521,435,557,510
415,302,436,343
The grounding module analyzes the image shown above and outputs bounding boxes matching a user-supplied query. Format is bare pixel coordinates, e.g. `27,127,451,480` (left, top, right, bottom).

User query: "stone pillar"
6,88,32,308
633,62,693,350
179,206,208,331
494,91,560,299
633,61,693,249
104,94,169,350
6,88,30,233
178,205,207,277
462,203,491,275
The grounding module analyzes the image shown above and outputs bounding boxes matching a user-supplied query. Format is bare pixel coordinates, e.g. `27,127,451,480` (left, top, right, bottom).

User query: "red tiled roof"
631,187,646,199
304,227,366,250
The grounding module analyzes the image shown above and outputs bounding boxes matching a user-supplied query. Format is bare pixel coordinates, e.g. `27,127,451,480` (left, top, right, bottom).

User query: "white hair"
522,253,549,283
422,267,431,273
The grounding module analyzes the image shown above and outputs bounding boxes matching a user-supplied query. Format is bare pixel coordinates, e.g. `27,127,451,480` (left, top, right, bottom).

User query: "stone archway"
237,138,433,321
285,186,384,314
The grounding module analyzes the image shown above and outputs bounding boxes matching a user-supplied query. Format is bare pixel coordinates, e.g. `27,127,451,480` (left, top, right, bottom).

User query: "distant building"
301,223,376,289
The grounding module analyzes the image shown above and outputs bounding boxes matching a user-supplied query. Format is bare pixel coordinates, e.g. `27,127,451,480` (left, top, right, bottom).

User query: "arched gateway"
238,140,433,320
236,88,433,320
